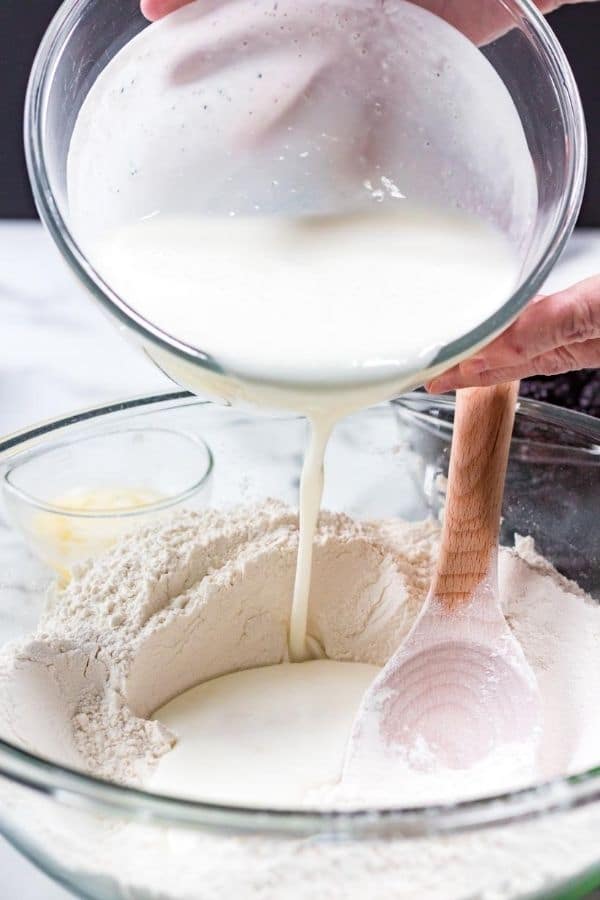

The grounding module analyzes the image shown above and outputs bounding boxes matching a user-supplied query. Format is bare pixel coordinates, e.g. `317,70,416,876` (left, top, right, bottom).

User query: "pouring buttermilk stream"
63,0,543,798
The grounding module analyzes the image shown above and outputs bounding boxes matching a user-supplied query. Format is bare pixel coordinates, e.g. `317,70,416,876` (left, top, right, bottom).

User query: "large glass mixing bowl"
25,0,587,404
1,393,600,899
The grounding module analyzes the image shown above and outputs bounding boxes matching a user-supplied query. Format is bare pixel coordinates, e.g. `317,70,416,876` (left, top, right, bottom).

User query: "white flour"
0,502,438,784
1,501,600,897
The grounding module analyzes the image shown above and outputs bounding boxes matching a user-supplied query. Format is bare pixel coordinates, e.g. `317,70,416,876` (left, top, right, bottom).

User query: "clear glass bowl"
3,426,213,576
25,0,587,403
1,392,600,899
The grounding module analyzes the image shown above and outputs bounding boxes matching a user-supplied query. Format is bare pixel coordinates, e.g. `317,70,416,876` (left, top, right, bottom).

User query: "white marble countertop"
1,221,600,899
0,222,173,900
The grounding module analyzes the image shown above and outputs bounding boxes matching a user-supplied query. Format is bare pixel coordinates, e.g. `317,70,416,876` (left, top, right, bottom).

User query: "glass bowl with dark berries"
520,372,600,418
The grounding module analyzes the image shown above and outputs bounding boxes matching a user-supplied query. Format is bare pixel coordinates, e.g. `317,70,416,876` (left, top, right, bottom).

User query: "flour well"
1,502,600,807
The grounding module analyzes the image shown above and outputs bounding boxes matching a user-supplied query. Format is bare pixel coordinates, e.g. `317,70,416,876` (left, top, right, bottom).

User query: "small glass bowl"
2,426,213,577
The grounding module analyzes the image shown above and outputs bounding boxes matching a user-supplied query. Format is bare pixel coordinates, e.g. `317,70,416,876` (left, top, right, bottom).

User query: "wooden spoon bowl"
345,383,541,777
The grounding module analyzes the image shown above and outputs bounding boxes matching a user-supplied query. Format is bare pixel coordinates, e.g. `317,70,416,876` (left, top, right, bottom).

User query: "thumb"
141,0,192,21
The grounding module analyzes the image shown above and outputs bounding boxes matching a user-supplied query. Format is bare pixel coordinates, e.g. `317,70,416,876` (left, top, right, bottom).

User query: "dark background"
0,1,599,222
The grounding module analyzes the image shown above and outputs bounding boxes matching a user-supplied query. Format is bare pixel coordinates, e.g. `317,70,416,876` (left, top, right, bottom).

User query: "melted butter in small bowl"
3,427,213,579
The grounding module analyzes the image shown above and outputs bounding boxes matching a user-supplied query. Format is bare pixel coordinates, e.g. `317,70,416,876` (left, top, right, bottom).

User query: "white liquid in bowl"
94,207,518,387
150,661,379,806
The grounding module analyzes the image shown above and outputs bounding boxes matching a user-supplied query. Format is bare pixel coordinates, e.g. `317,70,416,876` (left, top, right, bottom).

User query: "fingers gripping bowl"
0,393,600,899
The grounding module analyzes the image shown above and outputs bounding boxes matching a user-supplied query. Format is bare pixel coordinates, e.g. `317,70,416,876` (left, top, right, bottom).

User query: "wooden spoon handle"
432,382,519,609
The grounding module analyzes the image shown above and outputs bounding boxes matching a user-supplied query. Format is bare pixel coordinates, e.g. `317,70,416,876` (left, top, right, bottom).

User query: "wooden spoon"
345,383,541,775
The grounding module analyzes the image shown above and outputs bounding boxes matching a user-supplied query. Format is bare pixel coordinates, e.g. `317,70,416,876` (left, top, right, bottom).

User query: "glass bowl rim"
24,0,588,392
396,393,600,465
3,425,214,518
1,390,600,839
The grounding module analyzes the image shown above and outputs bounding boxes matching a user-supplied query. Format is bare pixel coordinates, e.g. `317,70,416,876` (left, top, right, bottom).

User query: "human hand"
141,0,593,36
426,276,600,393
410,0,594,45
141,0,190,20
